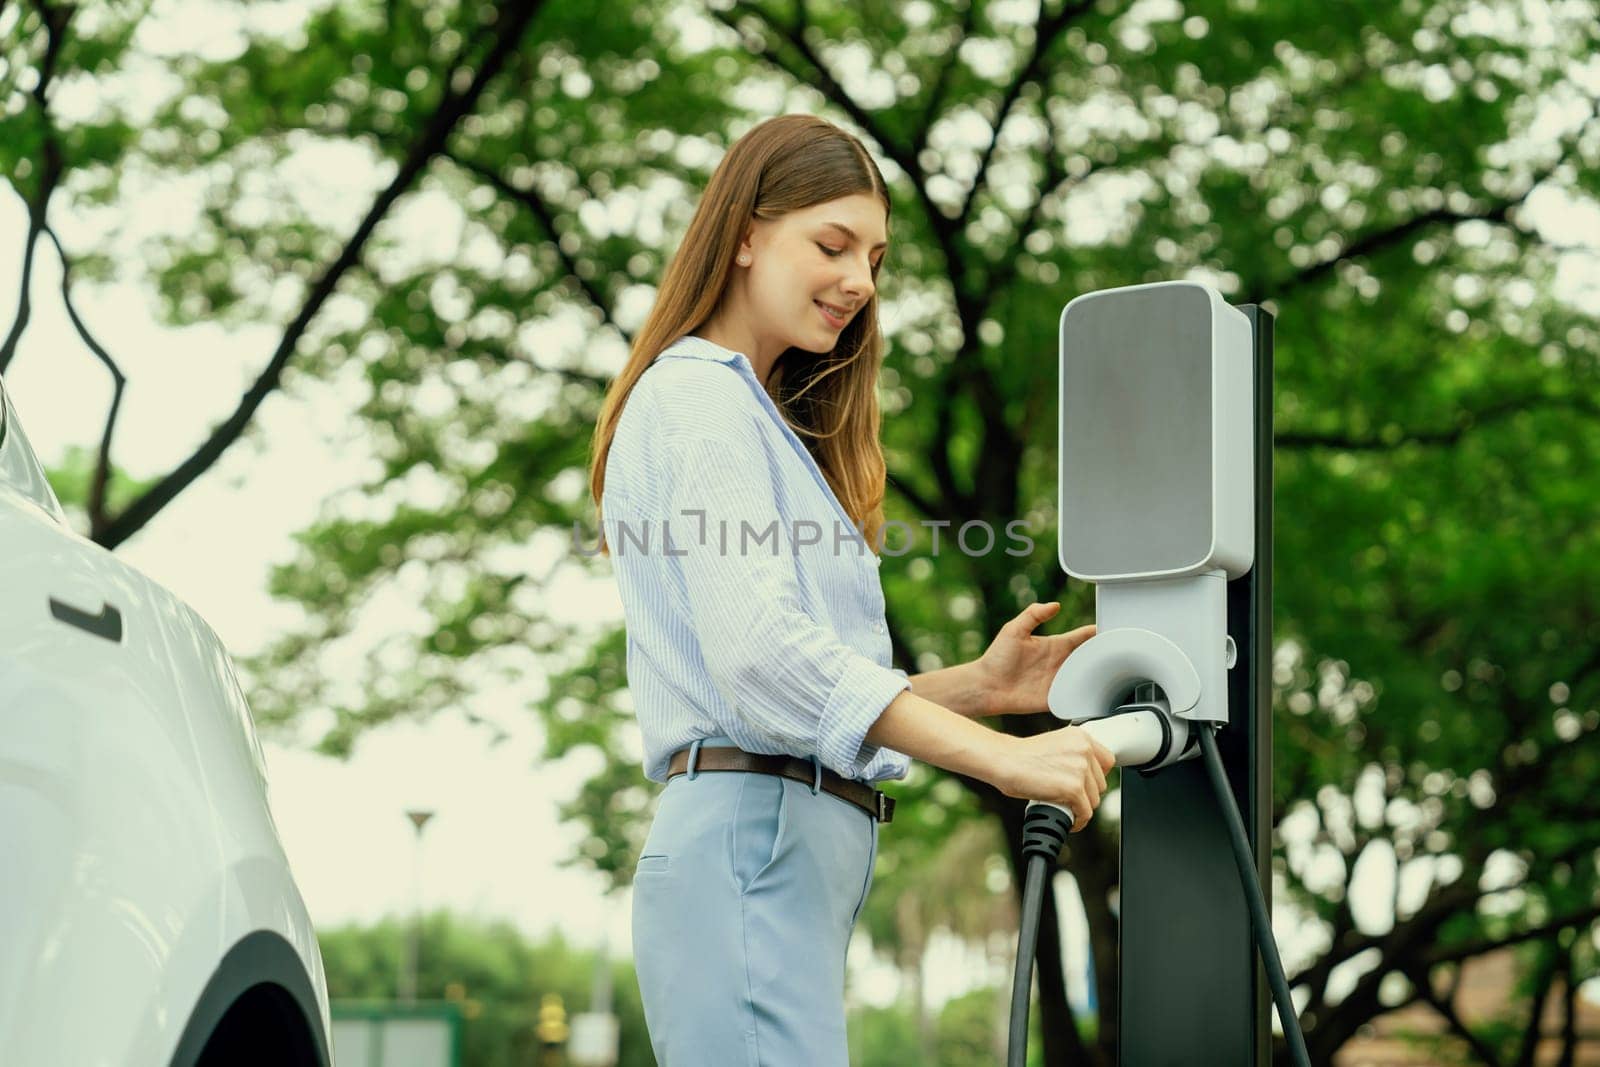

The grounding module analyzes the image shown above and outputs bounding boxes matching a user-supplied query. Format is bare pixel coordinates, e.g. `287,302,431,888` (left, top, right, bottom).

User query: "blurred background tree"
318,912,653,1067
5,0,1600,1062
320,911,1017,1067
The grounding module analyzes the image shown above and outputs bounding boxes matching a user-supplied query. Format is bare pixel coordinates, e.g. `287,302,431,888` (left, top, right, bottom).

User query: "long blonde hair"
587,114,894,558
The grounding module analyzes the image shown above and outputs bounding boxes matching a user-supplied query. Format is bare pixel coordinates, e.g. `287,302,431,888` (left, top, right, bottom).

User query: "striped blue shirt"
602,333,912,785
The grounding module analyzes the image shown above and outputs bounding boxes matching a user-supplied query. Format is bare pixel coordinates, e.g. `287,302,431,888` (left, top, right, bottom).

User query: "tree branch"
884,468,946,523
1403,961,1506,1067
1513,943,1561,1067
979,93,1071,316
0,185,50,380
722,0,910,166
1303,722,1581,1020
1558,950,1579,1067
908,0,978,161
1252,91,1600,306
955,0,1099,226
445,151,623,348
1276,392,1600,452
706,0,1006,526
1312,829,1595,1056
95,0,546,550
0,0,71,377
1420,905,1600,968
41,225,126,537
979,42,1403,317
708,1,966,290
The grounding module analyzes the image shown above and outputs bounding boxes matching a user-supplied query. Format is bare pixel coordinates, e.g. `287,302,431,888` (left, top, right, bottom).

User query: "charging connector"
1008,706,1162,1067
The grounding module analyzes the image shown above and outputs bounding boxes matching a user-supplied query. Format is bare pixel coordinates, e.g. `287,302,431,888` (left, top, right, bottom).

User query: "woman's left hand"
976,602,1096,716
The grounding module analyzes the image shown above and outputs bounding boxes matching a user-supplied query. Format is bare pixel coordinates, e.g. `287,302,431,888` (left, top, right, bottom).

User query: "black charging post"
1116,305,1274,1063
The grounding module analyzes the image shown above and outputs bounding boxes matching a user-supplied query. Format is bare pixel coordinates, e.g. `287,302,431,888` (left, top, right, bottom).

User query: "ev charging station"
1006,281,1308,1065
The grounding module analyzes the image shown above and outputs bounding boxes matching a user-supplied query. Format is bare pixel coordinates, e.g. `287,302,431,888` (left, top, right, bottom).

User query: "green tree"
319,912,653,1067
8,1,1600,1062
857,796,1022,1058
936,987,1011,1067
848,1000,921,1067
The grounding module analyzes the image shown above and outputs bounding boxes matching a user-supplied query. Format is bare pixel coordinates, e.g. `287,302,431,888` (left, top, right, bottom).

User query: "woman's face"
738,192,888,355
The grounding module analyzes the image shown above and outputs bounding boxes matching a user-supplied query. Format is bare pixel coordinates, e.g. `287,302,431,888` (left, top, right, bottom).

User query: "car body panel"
0,375,329,1063
0,382,66,524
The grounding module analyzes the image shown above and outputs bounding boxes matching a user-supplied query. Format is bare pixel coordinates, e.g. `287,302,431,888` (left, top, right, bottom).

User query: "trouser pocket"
730,773,788,894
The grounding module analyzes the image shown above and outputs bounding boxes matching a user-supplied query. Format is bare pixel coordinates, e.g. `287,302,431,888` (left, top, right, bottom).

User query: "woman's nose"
843,264,874,302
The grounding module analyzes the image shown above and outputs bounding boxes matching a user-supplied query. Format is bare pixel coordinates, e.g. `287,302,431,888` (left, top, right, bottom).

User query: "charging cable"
1196,723,1311,1067
1007,708,1164,1067
1006,716,1312,1067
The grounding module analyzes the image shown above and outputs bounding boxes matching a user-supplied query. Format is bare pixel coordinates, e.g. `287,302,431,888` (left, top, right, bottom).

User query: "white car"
0,374,331,1065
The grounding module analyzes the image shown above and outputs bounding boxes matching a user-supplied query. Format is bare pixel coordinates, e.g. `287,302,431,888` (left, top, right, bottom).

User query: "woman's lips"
815,301,847,329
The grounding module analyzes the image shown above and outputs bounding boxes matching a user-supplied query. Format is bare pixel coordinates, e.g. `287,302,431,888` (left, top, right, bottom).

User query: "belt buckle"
875,791,895,824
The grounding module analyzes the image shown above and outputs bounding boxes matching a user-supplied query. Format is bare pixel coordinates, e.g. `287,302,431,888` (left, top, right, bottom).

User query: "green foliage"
318,916,1054,1067
933,987,1008,1067
848,1002,923,1066
848,985,1083,1067
318,912,654,1067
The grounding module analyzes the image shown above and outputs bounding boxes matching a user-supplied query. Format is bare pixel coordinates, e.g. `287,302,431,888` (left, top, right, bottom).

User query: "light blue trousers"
631,736,880,1065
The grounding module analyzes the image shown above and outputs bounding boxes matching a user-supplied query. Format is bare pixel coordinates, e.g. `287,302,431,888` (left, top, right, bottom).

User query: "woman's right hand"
992,726,1117,832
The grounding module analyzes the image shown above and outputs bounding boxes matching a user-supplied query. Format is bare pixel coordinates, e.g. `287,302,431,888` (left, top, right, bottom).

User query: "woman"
586,113,1114,1065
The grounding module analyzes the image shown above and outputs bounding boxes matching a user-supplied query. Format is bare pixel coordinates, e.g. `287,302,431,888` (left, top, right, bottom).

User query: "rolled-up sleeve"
649,366,910,778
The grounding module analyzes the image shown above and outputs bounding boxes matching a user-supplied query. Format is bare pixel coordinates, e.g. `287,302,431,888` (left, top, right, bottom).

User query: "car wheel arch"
167,930,329,1067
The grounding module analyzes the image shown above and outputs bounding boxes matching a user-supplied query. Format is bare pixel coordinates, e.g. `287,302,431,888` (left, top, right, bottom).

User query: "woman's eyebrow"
821,222,888,251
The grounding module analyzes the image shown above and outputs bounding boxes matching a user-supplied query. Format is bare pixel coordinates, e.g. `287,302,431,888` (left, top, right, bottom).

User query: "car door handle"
49,597,124,643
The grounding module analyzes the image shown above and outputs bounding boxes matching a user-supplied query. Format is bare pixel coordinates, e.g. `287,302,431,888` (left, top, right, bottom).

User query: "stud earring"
737,254,750,265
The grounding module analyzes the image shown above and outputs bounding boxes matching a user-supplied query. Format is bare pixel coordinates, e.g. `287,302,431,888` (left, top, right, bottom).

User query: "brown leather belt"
666,745,896,823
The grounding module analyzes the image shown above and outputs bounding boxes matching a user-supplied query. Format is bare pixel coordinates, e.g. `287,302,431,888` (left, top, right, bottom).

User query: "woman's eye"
818,243,885,271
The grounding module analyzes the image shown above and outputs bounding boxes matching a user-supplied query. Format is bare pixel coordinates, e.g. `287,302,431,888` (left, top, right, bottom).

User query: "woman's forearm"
904,660,994,719
864,687,1011,787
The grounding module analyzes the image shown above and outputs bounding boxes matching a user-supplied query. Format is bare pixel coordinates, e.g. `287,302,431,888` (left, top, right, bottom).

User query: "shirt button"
872,621,885,634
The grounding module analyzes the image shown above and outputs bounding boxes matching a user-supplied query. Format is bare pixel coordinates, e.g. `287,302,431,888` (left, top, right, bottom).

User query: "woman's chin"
793,334,838,354
811,321,854,347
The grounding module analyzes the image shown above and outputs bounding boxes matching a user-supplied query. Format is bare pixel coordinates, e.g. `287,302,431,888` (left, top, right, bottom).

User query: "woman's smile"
815,300,848,329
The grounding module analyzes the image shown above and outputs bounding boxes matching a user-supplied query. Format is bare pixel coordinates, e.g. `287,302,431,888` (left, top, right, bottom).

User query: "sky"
4,0,1599,1022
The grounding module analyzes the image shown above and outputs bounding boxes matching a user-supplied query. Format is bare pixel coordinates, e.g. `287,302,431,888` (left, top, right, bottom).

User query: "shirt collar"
655,334,873,559
660,334,755,376
659,335,764,382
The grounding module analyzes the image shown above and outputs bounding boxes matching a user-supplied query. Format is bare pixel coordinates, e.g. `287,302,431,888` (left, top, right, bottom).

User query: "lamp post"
398,808,434,1004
